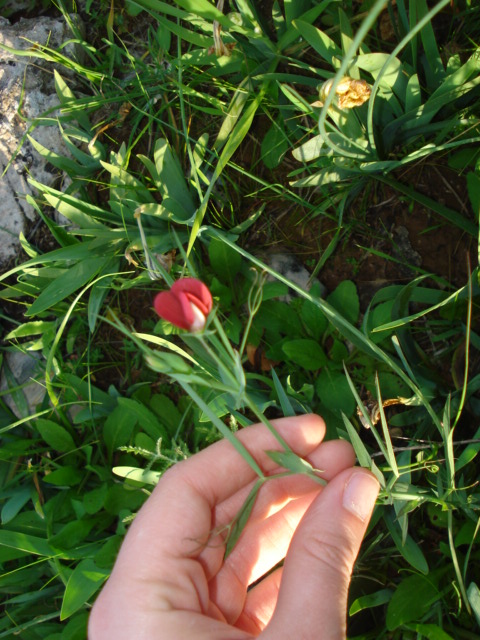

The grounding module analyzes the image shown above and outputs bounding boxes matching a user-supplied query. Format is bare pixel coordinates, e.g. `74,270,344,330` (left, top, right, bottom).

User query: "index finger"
152,413,325,514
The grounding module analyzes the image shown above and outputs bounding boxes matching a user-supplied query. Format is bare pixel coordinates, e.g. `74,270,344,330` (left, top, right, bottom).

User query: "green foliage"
1,0,480,637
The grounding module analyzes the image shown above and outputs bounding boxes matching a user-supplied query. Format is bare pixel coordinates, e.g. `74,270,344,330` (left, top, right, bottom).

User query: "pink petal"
153,290,193,330
171,278,213,316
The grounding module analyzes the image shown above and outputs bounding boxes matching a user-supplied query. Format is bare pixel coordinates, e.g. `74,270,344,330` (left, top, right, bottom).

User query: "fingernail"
343,471,379,522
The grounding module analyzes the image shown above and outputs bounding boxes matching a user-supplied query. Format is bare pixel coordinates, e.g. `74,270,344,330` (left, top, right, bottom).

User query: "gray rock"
0,15,82,267
263,252,326,301
0,349,45,417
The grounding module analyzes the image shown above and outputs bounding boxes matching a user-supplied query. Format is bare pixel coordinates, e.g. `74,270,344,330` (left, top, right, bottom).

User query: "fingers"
212,438,356,535
174,413,328,510
120,415,328,562
236,567,284,635
92,415,332,618
261,467,379,640
205,439,355,620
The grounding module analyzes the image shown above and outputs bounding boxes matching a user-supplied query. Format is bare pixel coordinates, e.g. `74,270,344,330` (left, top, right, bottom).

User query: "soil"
242,155,475,310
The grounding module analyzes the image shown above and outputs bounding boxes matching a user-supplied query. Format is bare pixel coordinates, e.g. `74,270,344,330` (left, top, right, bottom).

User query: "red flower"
154,278,213,332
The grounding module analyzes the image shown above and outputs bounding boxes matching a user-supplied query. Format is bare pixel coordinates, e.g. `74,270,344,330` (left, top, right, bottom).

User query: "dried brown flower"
319,77,371,109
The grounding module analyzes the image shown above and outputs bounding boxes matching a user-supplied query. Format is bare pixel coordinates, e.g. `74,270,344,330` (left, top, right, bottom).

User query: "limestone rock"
0,14,82,268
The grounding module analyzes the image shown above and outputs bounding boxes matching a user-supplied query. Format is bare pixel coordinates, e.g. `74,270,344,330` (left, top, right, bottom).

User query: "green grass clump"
1,1,480,637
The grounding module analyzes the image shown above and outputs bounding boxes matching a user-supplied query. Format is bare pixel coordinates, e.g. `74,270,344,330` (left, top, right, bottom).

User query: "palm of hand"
89,415,377,640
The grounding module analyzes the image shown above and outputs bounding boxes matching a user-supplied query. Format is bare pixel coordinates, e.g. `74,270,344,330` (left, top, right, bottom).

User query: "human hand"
88,414,379,639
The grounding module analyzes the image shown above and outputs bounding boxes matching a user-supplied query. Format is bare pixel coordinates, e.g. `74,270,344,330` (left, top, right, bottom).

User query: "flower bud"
154,278,213,332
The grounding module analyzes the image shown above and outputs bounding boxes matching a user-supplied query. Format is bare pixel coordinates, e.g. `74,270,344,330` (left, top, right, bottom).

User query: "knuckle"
300,528,356,582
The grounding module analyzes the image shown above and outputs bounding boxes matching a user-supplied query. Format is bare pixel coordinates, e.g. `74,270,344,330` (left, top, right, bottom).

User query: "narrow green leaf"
25,194,78,248
0,241,106,285
300,295,328,340
349,588,393,616
187,87,266,256
88,265,117,333
266,449,325,481
50,519,96,550
150,394,183,436
54,70,91,132
271,368,295,417
467,171,480,219
467,582,480,627
279,83,314,115
152,138,196,216
26,257,107,316
292,134,324,162
61,559,109,620
283,0,311,26
113,466,162,485
292,19,342,67
103,404,137,459
385,509,429,574
1,488,31,525
83,484,108,515
416,0,445,88
116,397,168,441
42,466,83,487
40,190,110,229
214,80,251,152
405,73,421,112
0,530,56,557
5,321,56,340
375,375,399,477
342,414,373,468
261,119,289,169
225,479,262,557
171,0,232,26
27,135,89,176
455,426,480,472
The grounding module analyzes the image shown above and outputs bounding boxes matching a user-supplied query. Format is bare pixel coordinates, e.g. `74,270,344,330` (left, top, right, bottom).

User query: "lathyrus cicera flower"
154,278,213,332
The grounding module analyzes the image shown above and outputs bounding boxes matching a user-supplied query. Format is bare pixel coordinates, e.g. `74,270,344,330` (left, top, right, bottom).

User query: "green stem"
179,380,264,478
211,314,238,361
198,335,239,389
448,509,471,615
245,396,293,453
239,270,266,357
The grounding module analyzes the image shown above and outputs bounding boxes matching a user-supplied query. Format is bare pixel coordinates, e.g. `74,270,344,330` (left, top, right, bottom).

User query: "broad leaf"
35,418,76,452
386,573,440,630
282,339,327,370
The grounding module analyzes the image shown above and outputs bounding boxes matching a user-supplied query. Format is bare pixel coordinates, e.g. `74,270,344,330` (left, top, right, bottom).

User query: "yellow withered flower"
318,76,371,109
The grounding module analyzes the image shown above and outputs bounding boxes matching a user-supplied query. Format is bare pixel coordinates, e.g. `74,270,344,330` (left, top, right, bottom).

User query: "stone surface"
263,252,326,300
0,14,81,268
0,349,45,417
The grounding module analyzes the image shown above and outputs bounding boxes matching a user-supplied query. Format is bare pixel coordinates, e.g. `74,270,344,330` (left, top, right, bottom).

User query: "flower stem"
179,380,264,478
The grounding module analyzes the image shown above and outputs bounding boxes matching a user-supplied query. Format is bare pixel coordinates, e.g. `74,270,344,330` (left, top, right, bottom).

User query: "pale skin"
88,414,380,640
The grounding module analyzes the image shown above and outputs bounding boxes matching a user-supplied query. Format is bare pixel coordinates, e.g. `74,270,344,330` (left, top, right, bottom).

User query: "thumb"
262,467,379,640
